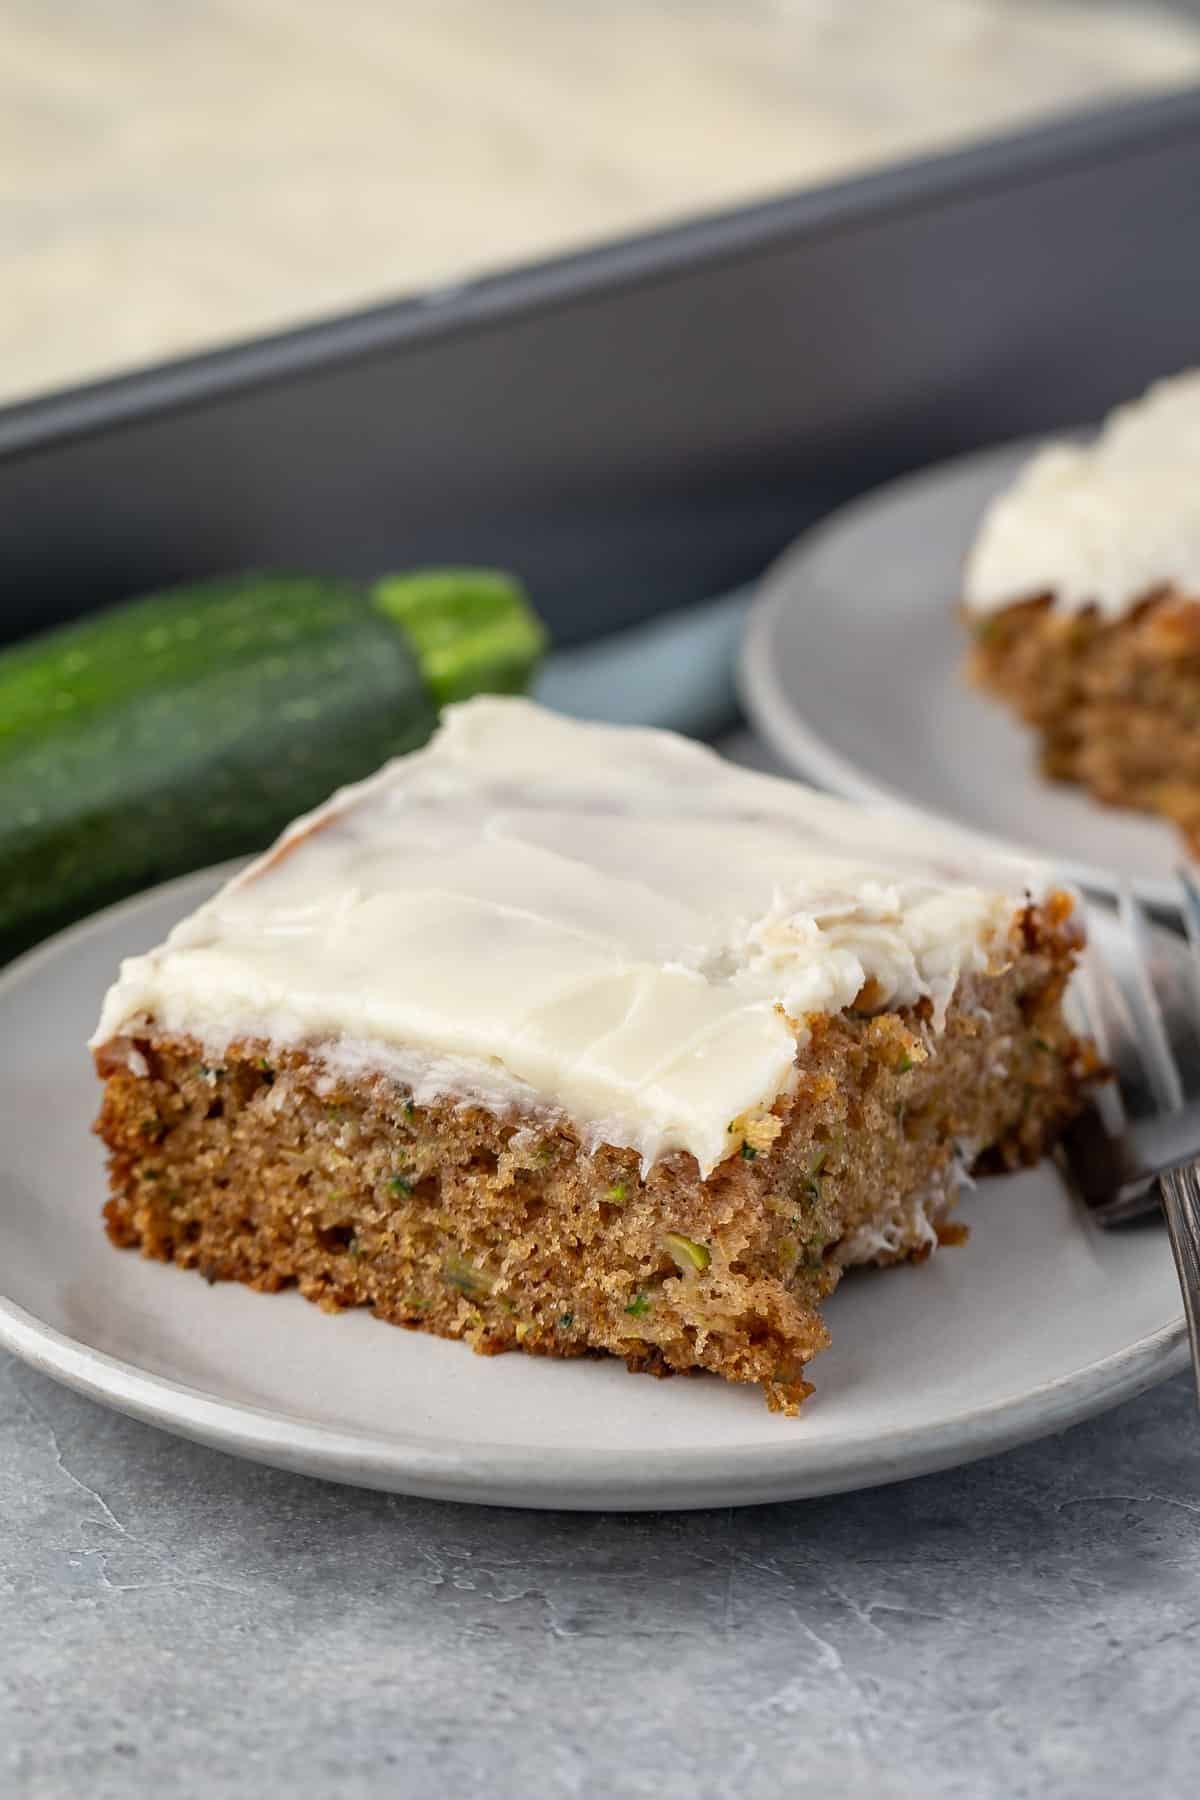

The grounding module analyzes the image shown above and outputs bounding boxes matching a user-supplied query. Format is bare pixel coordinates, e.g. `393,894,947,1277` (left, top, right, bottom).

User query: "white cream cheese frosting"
93,697,1041,1174
964,369,1200,619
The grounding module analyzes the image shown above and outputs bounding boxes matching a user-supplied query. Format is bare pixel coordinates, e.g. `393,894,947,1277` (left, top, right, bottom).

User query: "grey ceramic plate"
739,438,1183,908
0,870,1186,1510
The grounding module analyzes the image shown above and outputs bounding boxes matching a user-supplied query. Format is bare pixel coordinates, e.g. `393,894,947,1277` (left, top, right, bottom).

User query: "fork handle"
1159,1161,1200,1406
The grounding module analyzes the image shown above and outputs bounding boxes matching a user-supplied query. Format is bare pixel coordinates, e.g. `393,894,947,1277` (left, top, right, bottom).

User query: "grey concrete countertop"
4,1350,1198,1797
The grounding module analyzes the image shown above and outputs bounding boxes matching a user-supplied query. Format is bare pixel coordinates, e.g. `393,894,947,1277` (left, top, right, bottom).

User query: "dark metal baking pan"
2,88,1199,650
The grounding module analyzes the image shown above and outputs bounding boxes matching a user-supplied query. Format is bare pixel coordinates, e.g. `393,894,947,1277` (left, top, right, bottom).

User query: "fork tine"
1118,884,1185,1114
1070,948,1131,1136
1176,865,1200,1013
1165,870,1200,1403
1178,863,1200,940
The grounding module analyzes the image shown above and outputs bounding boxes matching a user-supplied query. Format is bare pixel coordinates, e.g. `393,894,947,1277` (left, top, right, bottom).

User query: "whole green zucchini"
0,568,545,957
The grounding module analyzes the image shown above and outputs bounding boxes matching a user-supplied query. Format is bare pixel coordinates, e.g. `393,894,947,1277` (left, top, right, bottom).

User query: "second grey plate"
740,438,1182,908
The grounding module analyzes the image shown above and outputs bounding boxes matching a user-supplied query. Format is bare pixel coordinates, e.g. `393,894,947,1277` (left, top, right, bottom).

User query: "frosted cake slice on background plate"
966,369,1200,855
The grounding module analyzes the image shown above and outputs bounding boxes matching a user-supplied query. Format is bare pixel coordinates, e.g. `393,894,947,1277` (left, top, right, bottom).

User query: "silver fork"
1057,872,1200,1403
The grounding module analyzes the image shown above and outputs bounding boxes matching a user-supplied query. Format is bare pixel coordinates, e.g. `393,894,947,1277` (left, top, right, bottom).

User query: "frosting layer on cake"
965,369,1200,619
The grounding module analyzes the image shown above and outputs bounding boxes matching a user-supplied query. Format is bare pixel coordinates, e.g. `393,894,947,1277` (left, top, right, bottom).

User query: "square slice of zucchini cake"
92,698,1094,1413
964,369,1200,855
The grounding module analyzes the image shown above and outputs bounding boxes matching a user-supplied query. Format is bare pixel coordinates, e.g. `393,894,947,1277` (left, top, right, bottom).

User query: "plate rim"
738,437,1181,912
0,867,1188,1511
